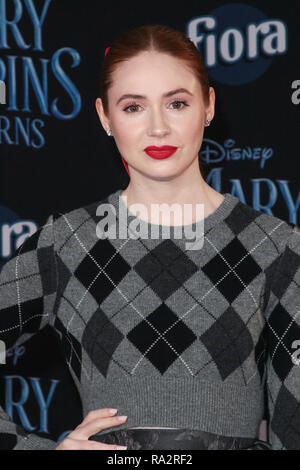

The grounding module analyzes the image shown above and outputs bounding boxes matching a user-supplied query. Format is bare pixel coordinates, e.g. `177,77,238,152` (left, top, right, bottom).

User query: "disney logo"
199,139,273,169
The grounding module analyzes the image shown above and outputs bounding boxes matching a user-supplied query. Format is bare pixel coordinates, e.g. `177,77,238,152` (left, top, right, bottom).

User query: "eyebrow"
116,88,194,105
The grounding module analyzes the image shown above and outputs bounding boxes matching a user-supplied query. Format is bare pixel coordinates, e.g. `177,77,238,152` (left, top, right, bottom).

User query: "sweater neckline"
108,188,239,234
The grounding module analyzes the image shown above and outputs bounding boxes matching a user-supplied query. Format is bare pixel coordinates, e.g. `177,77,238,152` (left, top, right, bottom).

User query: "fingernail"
108,408,118,414
117,415,127,421
116,446,127,450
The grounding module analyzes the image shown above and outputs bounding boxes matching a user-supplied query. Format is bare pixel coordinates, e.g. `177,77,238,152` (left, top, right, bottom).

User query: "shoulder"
49,192,114,248
226,194,298,257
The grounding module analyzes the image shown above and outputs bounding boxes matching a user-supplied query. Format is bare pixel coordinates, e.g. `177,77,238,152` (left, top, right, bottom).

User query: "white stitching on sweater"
56,212,287,380
15,221,53,335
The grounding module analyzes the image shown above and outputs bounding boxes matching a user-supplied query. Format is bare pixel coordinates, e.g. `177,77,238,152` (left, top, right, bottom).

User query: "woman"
0,24,299,450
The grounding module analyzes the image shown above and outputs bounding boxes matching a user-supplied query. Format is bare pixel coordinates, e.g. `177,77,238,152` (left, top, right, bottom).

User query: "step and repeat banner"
0,0,299,445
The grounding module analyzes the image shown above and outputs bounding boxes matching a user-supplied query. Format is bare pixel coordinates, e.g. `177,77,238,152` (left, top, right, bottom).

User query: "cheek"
113,120,140,152
182,121,205,154
182,107,202,129
178,116,203,141
113,119,133,141
115,115,141,137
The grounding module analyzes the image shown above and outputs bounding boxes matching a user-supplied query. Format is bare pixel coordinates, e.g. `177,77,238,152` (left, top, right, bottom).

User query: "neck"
121,181,224,226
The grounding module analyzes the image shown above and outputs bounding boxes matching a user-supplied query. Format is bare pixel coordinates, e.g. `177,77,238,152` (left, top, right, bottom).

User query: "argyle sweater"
0,188,300,450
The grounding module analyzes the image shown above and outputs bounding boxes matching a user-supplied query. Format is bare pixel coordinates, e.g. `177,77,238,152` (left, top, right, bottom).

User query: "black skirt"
89,428,272,450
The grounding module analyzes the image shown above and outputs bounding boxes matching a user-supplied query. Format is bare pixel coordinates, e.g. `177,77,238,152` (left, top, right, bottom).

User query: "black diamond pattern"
200,306,253,380
75,238,131,304
127,304,197,374
271,385,300,449
271,246,300,300
1,297,44,347
266,303,300,382
135,240,198,300
82,308,124,377
202,237,262,303
263,255,282,311
224,202,261,235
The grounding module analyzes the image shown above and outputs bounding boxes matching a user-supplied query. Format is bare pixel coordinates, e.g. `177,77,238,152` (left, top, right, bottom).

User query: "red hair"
100,24,210,178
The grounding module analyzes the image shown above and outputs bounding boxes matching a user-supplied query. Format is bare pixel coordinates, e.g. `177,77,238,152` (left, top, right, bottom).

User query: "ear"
95,98,110,133
206,87,215,122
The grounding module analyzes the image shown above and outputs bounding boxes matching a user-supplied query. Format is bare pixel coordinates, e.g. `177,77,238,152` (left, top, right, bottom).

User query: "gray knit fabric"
0,188,300,450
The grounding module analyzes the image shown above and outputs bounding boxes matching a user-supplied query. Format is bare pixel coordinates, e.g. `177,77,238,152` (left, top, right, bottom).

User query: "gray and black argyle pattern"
0,188,300,449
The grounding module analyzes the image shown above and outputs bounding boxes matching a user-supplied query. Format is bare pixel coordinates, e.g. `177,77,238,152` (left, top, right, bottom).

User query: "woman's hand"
55,408,128,450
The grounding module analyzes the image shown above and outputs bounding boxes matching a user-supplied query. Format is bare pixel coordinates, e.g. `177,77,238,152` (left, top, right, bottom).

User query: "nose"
147,106,170,137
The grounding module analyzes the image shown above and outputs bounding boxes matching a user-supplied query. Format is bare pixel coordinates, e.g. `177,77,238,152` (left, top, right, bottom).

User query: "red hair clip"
105,46,110,56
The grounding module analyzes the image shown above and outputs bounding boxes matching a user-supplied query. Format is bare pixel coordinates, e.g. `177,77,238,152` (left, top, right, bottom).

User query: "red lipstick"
144,145,178,159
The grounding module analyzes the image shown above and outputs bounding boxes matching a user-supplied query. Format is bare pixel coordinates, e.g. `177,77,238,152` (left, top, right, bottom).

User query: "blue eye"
123,100,189,113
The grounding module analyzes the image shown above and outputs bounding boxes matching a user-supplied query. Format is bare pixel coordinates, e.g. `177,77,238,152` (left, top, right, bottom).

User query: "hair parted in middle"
100,24,210,181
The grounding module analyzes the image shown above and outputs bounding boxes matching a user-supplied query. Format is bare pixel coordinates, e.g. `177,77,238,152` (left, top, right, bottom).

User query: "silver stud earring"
205,120,211,127
107,129,112,136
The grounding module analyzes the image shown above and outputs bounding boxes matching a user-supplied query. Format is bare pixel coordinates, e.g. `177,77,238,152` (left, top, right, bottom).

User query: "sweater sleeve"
263,223,300,450
0,214,58,449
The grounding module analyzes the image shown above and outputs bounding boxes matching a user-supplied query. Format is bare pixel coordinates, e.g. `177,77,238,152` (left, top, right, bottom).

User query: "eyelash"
123,100,189,113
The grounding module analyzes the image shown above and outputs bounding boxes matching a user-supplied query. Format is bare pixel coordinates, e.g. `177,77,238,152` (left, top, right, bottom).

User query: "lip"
144,145,178,151
144,145,178,159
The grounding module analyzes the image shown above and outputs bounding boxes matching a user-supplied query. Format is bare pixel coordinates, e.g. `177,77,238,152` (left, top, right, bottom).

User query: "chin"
135,163,182,180
148,172,181,182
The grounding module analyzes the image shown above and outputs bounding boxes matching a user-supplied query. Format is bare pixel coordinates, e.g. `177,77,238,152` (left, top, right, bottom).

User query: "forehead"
109,51,199,95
